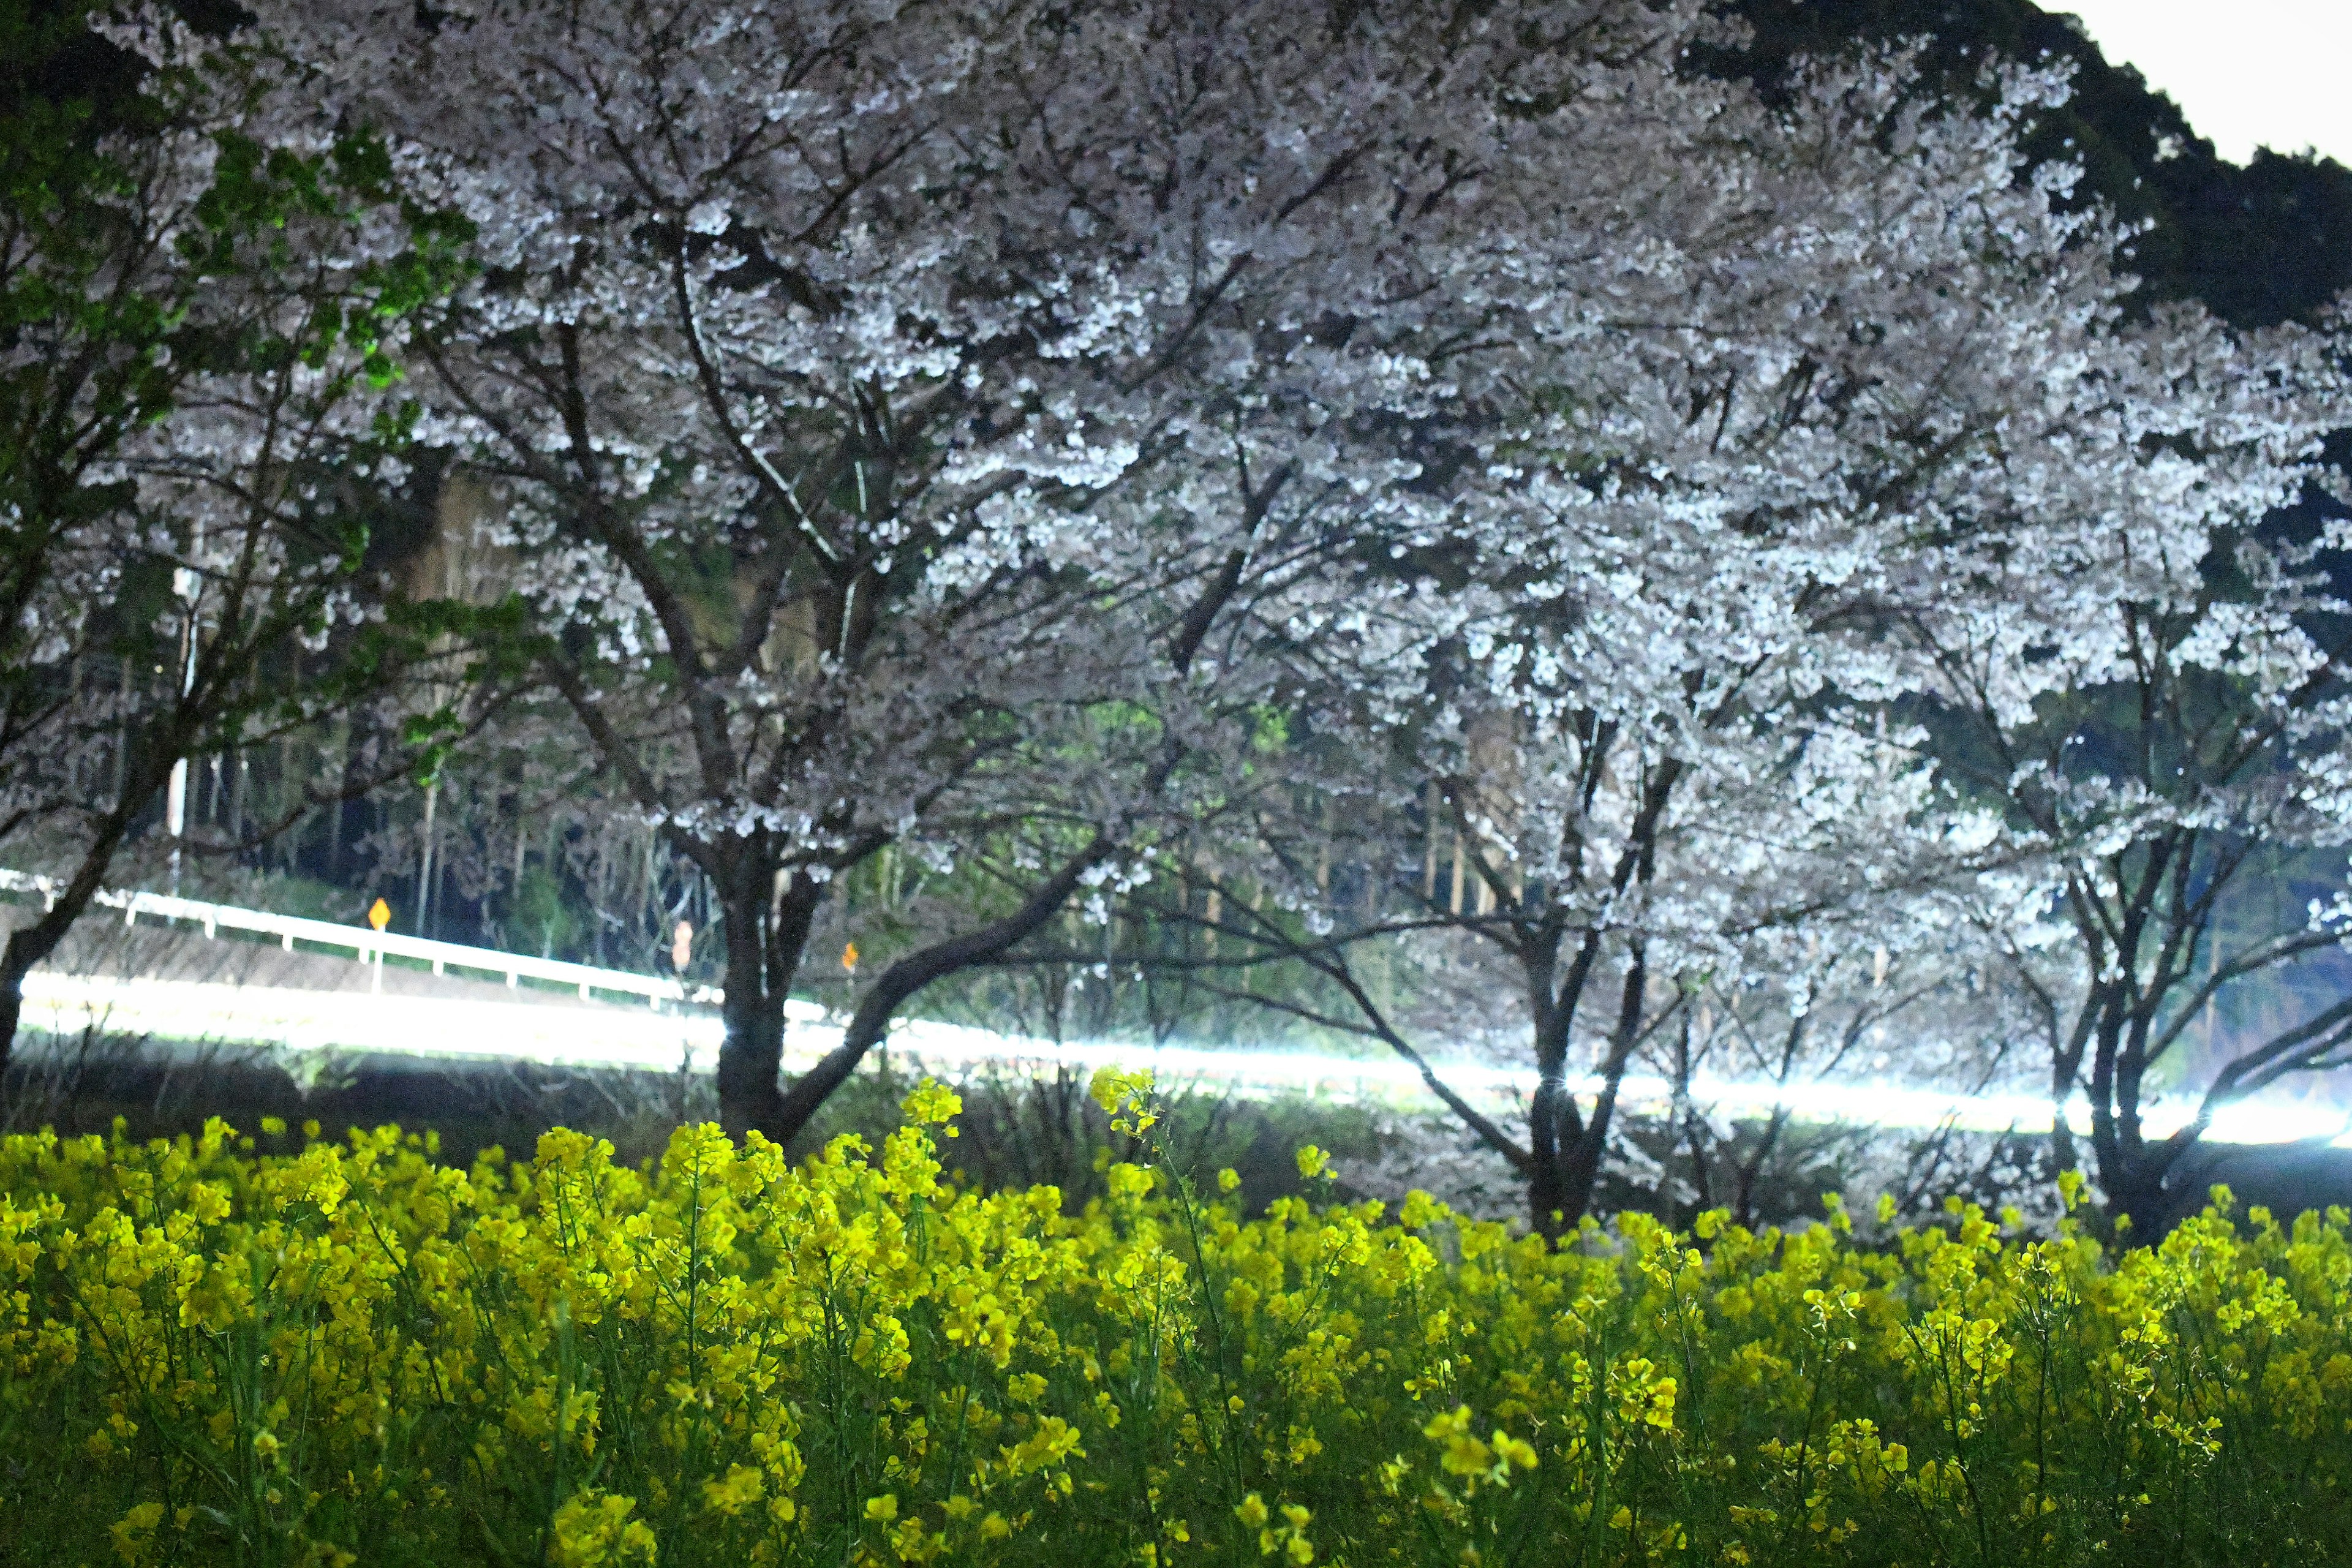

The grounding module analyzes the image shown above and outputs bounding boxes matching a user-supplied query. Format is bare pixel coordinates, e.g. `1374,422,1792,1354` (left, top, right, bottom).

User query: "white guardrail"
0,869,711,1009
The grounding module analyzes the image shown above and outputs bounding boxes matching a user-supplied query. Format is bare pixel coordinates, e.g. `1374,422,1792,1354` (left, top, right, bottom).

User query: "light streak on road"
20,970,2351,1148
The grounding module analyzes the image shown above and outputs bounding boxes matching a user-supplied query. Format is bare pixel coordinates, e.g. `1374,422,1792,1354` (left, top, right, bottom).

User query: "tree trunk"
0,864,120,1101
1525,1087,1626,1242
416,781,439,937
0,722,181,1101
765,836,1115,1148
1556,1131,1610,1236
2092,1094,2192,1242
0,959,25,1109
2103,1150,2176,1240
2082,992,2195,1240
1526,1074,1570,1240
1529,947,1649,1242
1523,936,1600,1243
714,854,821,1142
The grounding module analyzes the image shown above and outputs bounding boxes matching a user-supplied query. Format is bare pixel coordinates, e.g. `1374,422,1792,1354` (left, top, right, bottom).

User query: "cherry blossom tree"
150,0,2345,1194
226,0,1749,1143
0,10,462,1087
1917,459,2352,1236
1150,48,2340,1237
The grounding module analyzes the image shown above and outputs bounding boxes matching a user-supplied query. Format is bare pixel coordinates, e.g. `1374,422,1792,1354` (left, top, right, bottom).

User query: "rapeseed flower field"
0,1072,2346,1566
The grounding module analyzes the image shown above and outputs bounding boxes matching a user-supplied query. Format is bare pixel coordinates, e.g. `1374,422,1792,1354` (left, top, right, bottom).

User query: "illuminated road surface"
20,968,2350,1148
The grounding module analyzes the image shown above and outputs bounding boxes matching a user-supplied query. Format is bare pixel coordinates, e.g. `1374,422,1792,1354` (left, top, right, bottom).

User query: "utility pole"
165,562,202,894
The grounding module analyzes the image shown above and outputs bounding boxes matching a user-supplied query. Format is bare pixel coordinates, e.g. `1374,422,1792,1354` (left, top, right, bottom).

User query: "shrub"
0,1081,2347,1566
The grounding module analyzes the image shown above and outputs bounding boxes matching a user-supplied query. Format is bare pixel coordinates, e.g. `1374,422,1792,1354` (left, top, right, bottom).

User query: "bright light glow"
2059,3,2352,167
21,971,2349,1148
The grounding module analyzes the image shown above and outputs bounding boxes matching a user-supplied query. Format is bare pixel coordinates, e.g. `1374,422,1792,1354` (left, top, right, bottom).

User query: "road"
7,889,2351,1148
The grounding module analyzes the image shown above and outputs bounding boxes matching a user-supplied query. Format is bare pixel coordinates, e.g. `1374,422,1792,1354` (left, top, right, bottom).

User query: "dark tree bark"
712,854,823,1142
763,835,1117,1146
0,739,173,1102
1528,941,1650,1242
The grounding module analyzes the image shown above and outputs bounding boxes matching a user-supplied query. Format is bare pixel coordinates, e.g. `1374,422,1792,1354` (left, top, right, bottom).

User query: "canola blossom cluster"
1,1076,2348,1566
